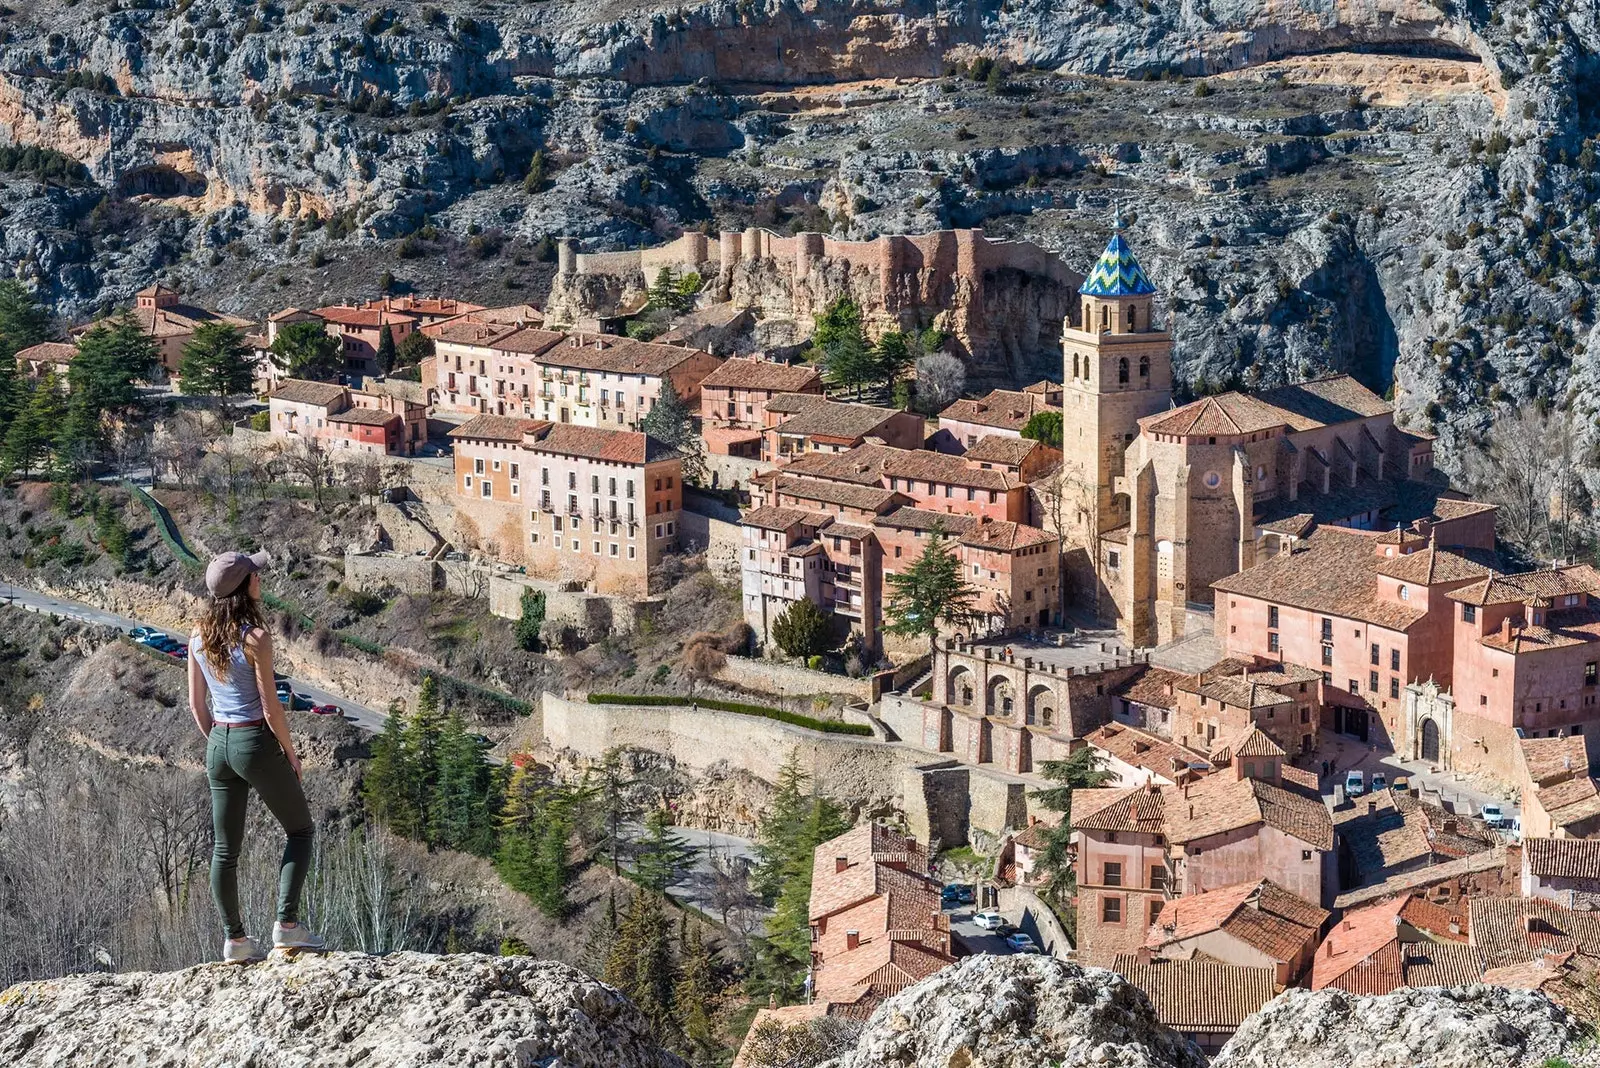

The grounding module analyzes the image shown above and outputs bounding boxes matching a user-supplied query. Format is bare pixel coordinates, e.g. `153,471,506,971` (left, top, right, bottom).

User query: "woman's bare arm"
188,647,213,738
245,627,302,778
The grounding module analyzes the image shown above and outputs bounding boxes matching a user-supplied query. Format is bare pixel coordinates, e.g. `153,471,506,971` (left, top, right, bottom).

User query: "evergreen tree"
514,588,545,651
178,321,255,402
376,324,397,374
606,891,676,1039
820,330,877,401
362,701,419,836
873,330,913,390
751,750,810,903
0,279,48,362
430,708,493,853
646,267,694,315
582,889,620,977
770,598,833,660
402,676,445,837
522,149,546,194
633,807,696,895
396,330,434,367
1021,409,1063,449
0,351,18,437
531,804,573,917
811,297,863,353
1031,747,1111,912
70,311,157,413
1,374,63,478
582,749,639,876
884,523,979,658
270,319,344,380
640,379,702,484
673,923,717,1062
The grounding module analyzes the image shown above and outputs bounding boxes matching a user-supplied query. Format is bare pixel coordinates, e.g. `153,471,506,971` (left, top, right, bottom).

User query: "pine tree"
376,324,397,374
1,374,63,479
0,279,48,363
1030,747,1111,910
514,588,545,651
607,890,676,1039
884,523,979,658
673,923,718,1061
640,379,702,484
751,750,810,903
820,330,877,401
430,707,491,852
633,807,696,895
588,748,640,876
770,598,833,660
269,319,344,380
362,701,419,836
178,321,255,402
811,296,863,353
531,804,573,917
583,889,620,977
402,676,445,837
873,330,913,389
1021,409,1063,449
70,311,156,413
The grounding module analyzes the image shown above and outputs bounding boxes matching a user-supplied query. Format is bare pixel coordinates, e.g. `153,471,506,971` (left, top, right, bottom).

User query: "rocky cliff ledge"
0,952,684,1068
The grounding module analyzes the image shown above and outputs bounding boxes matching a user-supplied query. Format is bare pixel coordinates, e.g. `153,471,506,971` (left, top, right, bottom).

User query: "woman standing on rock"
187,550,325,962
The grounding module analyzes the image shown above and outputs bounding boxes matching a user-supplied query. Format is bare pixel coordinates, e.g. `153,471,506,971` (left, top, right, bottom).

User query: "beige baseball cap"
205,550,271,597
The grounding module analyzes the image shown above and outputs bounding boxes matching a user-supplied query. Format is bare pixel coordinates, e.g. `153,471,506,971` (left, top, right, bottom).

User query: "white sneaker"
272,922,327,951
222,937,267,963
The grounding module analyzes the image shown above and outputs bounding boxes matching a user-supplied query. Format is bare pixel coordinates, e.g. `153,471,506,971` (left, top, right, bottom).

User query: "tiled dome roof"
1080,224,1156,297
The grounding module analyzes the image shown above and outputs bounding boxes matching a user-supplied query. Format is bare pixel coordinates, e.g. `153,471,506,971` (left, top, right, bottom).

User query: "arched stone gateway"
948,667,977,707
987,676,1015,718
1027,684,1057,728
1421,717,1441,764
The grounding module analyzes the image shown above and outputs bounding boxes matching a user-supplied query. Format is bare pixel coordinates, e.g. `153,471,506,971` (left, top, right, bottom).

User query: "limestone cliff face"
0,952,686,1068
0,0,1596,470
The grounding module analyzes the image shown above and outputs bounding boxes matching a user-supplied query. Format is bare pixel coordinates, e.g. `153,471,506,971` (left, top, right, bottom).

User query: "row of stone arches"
947,667,1059,728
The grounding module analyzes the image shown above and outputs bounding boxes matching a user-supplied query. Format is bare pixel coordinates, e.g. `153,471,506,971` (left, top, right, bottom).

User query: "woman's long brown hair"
197,584,267,675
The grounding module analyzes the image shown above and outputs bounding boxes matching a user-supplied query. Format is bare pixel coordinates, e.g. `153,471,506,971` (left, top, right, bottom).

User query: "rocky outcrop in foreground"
0,952,684,1068
1212,984,1597,1068
817,954,1209,1068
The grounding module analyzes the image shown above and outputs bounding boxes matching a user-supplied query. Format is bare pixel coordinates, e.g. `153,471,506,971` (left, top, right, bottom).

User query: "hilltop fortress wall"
547,228,1083,380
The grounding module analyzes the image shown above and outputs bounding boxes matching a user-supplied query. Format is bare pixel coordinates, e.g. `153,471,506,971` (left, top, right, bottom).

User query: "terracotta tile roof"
464,302,545,325
809,824,934,922
1510,738,1587,789
1012,824,1052,851
327,408,398,427
359,295,486,318
962,435,1050,467
1375,545,1497,585
1211,528,1436,632
1192,674,1295,713
268,307,311,322
14,341,77,364
821,937,953,999
1072,785,1166,834
527,422,677,465
701,357,821,392
136,283,177,298
1535,777,1600,830
448,415,545,443
1392,793,1499,859
1147,879,1326,964
1526,838,1600,883
1311,895,1410,992
1146,375,1390,437
774,475,907,513
1111,664,1187,710
1110,957,1279,1034
1334,788,1435,878
426,319,523,346
1398,895,1470,941
1471,897,1600,970
1142,393,1287,437
1374,528,1428,548
1085,723,1210,782
1478,604,1600,653
1211,725,1287,764
872,506,978,536
779,443,1020,492
766,391,830,415
538,332,710,377
1162,775,1333,850
312,305,417,329
492,327,569,356
742,505,831,532
1333,847,1508,911
939,388,1059,433
1448,564,1600,607
269,378,347,407
957,519,1056,553
775,400,911,442
1401,941,1485,988
1281,765,1320,791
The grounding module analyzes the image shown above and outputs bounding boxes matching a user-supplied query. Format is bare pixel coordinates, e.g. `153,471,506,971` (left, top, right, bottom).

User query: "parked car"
130,626,161,642
942,884,975,905
973,911,1006,931
310,703,342,717
1391,776,1410,793
1005,933,1041,954
1505,816,1523,842
1344,770,1366,797
1370,772,1387,792
1480,803,1507,829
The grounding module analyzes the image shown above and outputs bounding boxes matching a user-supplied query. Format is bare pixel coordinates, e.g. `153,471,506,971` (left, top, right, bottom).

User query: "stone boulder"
1212,985,1597,1068
818,954,1208,1068
0,951,683,1068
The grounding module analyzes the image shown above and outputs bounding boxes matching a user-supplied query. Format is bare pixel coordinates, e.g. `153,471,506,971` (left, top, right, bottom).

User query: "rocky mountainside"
0,951,685,1068
1,0,1599,465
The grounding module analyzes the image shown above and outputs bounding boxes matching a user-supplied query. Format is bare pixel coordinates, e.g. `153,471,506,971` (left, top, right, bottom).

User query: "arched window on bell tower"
1118,358,1129,384
1128,305,1137,331
1101,305,1109,331
1139,355,1149,380
1072,353,1080,379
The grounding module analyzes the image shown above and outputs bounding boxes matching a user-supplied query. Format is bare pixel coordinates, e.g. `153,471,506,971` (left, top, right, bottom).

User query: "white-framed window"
666,521,674,536
609,543,618,557
628,546,636,559
553,516,563,532
530,532,540,544
571,539,580,551
464,475,474,490
592,541,601,554
474,458,485,474
510,482,520,497
492,459,501,472
481,481,493,498
655,524,664,537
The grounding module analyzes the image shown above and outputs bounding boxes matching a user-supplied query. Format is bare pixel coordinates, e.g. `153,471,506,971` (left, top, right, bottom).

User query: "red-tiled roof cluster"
939,387,1060,433
701,357,822,392
1147,879,1326,966
1110,957,1278,1034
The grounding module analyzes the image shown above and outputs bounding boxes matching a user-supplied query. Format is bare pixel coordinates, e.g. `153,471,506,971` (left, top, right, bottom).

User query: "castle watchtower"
1058,215,1174,624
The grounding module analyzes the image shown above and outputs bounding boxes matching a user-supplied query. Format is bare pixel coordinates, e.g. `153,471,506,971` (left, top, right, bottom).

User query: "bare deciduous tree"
284,437,336,508
913,352,966,414
1458,402,1589,565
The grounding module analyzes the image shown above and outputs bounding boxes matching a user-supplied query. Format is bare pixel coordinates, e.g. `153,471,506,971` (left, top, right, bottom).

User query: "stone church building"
1058,221,1444,648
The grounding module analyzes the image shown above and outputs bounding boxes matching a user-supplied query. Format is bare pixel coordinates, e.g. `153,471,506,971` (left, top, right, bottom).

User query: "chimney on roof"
1502,616,1514,641
1368,799,1377,815
845,930,860,951
835,856,849,874
1442,819,1457,836
1525,915,1537,934
1134,946,1153,966
1449,917,1462,935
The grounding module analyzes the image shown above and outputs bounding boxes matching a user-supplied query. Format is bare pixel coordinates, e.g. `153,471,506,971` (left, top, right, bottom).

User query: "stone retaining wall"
344,552,439,595
714,655,873,703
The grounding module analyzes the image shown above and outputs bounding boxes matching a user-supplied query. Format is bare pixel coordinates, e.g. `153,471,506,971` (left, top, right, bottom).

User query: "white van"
1344,770,1366,797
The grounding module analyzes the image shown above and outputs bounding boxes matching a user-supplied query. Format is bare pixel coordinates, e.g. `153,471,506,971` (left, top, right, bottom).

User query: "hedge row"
587,693,873,737
121,481,201,570
423,668,534,716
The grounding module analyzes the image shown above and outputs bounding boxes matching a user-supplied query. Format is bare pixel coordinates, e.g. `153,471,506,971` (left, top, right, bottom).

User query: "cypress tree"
376,324,397,374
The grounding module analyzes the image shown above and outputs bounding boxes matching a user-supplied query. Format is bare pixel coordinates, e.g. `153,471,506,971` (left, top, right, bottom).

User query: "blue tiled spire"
1079,212,1156,297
